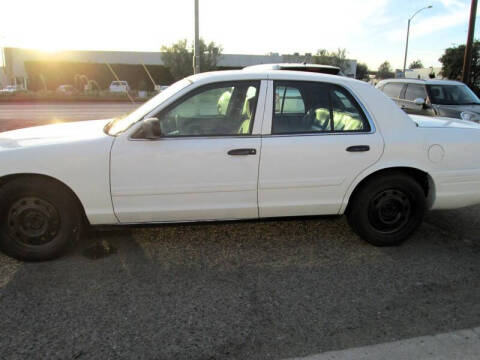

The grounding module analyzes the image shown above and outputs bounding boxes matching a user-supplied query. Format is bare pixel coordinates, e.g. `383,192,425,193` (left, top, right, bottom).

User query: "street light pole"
402,5,433,75
193,0,200,74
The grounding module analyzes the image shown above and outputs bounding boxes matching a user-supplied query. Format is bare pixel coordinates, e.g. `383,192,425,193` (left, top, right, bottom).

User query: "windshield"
105,78,192,135
427,84,480,105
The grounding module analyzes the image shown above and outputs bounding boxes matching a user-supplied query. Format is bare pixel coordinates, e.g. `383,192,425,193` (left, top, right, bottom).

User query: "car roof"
377,78,464,86
187,69,359,87
244,63,342,75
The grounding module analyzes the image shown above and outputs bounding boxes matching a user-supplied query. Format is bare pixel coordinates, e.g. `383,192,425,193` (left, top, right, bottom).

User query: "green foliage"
409,59,424,69
355,63,369,80
439,41,480,87
312,48,348,71
377,61,394,80
161,39,223,80
24,61,174,91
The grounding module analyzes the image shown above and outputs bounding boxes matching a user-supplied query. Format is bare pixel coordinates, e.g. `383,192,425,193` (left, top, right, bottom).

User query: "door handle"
346,145,370,152
227,148,256,156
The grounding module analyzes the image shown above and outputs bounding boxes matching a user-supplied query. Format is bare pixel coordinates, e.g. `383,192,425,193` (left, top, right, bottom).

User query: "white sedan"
1,67,480,261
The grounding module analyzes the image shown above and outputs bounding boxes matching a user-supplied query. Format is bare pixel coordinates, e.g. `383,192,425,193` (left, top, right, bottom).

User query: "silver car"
376,79,480,122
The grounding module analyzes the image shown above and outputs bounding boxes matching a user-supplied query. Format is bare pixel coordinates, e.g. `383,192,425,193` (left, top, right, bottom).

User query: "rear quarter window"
382,83,404,98
404,84,427,101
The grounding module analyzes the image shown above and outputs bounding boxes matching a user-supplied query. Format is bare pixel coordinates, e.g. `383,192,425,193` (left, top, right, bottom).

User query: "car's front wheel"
347,172,426,246
0,177,81,261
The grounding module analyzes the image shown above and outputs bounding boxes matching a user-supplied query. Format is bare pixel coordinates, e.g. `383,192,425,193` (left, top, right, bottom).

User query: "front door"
258,80,384,217
110,80,264,223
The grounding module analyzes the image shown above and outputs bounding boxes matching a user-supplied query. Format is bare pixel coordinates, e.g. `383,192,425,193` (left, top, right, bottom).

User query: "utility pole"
403,19,411,75
461,0,478,84
193,0,200,74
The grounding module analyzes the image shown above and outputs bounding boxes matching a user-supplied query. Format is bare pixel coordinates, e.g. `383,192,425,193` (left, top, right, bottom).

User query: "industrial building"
0,47,357,89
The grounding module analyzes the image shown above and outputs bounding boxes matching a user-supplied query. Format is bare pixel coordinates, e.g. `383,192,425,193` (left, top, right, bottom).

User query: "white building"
395,67,444,80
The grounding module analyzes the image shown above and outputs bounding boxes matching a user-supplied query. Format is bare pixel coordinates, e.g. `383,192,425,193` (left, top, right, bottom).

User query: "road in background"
0,102,140,132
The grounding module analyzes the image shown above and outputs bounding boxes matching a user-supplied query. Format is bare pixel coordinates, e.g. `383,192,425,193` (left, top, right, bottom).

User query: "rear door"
258,80,384,217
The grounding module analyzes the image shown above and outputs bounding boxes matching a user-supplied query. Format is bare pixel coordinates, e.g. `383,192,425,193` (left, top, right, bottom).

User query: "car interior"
272,83,367,134
151,82,259,137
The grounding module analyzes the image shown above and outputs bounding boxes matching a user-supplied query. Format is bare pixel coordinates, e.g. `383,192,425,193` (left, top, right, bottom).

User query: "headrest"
246,97,256,119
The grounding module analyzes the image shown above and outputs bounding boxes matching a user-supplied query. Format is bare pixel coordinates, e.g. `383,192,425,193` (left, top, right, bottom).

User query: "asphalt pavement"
0,102,139,132
0,102,479,359
0,210,479,359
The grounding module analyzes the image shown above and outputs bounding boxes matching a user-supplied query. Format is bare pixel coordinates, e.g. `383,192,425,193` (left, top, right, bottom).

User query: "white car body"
109,81,130,93
1,70,480,227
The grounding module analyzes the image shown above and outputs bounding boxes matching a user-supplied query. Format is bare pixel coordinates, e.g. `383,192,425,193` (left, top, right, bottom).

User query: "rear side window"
275,86,305,114
404,84,427,101
272,81,370,134
382,83,403,98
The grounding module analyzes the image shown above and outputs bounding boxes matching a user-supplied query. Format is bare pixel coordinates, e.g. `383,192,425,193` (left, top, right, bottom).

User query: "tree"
313,48,349,71
355,62,369,81
377,61,394,79
161,39,223,80
439,41,480,88
409,59,424,69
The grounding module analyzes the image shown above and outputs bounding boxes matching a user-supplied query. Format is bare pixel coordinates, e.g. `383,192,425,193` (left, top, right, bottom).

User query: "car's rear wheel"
0,177,81,261
347,172,426,246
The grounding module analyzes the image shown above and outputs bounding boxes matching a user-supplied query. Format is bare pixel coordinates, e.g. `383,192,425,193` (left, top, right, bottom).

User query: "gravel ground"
0,208,479,359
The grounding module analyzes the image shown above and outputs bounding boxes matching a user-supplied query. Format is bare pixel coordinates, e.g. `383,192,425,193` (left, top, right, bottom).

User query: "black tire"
346,172,426,246
0,177,81,261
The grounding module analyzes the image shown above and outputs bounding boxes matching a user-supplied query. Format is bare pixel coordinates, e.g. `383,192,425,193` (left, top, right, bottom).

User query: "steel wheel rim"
7,197,60,246
368,189,411,234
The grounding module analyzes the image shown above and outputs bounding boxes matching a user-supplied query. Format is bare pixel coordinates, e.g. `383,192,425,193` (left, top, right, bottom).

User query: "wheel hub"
368,189,411,233
7,197,60,245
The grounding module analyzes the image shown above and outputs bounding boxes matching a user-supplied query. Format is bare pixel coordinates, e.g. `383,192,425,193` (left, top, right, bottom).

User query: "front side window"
427,84,480,105
272,81,370,134
404,84,427,101
154,81,260,136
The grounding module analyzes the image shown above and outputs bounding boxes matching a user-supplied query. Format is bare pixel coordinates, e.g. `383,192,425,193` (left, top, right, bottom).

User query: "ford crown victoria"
1,68,480,260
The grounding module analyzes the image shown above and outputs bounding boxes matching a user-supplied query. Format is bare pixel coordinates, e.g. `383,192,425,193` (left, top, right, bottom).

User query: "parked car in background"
0,85,26,94
2,67,480,261
109,81,130,93
56,85,79,95
376,79,480,122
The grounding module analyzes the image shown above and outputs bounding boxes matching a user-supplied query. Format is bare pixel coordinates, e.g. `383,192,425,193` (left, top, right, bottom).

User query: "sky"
0,0,479,71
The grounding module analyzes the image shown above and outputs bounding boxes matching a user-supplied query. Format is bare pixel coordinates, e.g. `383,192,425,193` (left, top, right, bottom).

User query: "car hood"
435,104,480,113
0,119,112,150
409,114,480,129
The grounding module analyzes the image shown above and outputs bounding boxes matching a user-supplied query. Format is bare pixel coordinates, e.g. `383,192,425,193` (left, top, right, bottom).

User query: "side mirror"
414,97,425,106
141,117,162,139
